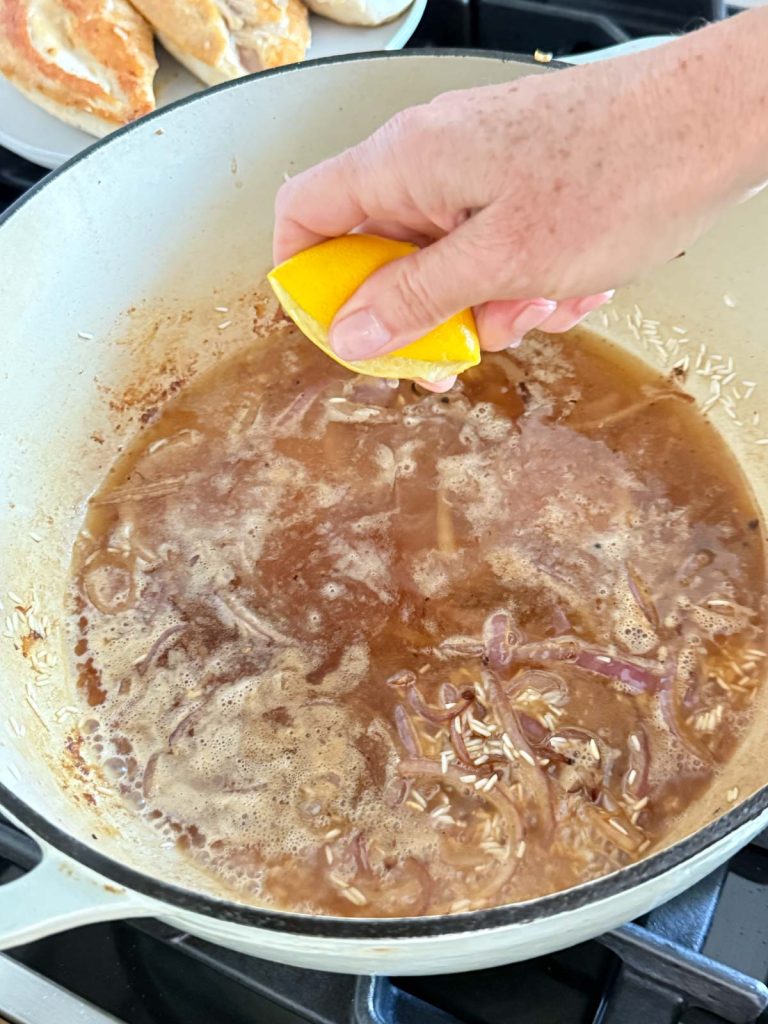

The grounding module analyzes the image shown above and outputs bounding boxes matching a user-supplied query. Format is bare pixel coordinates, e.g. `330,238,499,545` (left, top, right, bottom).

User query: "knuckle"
343,143,373,194
372,111,411,154
345,122,409,200
273,177,296,218
389,103,427,133
384,108,413,137
376,103,433,153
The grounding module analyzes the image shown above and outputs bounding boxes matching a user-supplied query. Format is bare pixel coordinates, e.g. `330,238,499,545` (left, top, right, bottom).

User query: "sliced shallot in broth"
67,323,766,917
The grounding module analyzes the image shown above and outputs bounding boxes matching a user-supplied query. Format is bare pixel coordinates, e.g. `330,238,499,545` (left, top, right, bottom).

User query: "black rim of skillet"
1,48,767,940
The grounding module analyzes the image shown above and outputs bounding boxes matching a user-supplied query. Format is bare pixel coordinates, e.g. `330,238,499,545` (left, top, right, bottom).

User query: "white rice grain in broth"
67,322,767,917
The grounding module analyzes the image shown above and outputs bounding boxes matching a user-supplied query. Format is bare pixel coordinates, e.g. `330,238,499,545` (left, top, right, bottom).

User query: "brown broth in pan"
67,325,767,916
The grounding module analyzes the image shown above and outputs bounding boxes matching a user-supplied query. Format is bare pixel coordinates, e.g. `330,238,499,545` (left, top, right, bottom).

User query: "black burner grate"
471,0,726,58
0,147,46,207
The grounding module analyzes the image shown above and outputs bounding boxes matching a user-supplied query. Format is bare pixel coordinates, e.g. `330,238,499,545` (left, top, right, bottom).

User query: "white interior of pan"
1,53,768,906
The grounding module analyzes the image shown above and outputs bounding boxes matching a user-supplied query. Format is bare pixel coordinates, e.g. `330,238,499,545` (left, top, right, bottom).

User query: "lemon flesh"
267,234,480,383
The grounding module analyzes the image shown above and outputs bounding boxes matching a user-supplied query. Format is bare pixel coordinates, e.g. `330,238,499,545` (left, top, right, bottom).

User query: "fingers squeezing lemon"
268,235,480,384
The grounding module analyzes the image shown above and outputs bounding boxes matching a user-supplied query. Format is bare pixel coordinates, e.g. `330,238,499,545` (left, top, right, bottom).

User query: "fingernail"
513,299,557,335
418,376,456,393
331,309,392,360
506,299,557,348
575,290,615,316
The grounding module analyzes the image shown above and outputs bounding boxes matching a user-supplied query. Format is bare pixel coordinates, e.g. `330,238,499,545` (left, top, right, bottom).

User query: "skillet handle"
0,834,149,950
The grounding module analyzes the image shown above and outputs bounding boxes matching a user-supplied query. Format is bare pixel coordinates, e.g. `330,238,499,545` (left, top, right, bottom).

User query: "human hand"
274,18,768,389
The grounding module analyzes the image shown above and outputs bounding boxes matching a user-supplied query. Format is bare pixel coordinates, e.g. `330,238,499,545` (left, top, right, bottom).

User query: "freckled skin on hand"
273,7,768,366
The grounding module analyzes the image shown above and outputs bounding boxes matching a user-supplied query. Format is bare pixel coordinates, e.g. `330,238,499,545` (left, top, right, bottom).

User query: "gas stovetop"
2,2,767,1022
3,814,768,1024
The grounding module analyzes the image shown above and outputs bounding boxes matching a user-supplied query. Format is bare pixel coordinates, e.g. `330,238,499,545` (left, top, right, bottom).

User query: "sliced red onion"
135,624,187,676
551,606,572,636
583,803,645,854
440,838,490,869
436,636,486,659
357,855,433,917
352,832,372,874
626,564,659,629
484,674,555,836
438,628,663,696
407,682,473,724
387,669,417,687
212,593,290,644
483,610,523,669
569,388,693,432
574,650,661,694
440,682,459,704
659,681,712,764
325,399,399,424
272,379,329,431
82,552,136,615
384,778,409,808
394,704,422,758
677,549,715,587
168,699,208,746
142,751,161,798
510,637,582,664
518,712,549,746
397,857,434,917
449,715,475,768
396,758,525,899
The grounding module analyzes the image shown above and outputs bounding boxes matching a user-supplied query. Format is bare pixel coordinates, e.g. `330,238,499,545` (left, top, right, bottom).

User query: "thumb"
329,219,499,361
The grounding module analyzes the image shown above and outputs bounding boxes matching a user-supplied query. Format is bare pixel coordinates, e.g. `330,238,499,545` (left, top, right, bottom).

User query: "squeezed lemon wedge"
267,234,480,383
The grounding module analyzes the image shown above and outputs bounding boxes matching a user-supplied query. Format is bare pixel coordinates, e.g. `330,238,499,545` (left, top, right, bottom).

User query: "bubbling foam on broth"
67,324,767,916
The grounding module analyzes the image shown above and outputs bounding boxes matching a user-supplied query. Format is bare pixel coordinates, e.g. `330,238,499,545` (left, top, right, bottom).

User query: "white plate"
0,2,427,170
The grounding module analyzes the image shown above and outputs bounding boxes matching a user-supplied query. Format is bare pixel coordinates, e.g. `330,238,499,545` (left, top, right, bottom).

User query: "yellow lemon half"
267,234,480,383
